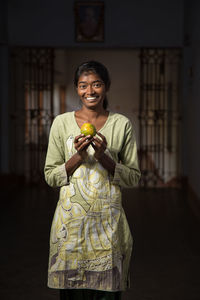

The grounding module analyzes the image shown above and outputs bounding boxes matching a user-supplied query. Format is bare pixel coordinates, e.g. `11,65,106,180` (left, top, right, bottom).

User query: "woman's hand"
65,134,92,178
91,132,107,160
91,132,115,176
74,134,92,160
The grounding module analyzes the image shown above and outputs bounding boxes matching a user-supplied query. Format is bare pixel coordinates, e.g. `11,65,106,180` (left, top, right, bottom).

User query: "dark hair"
74,61,111,109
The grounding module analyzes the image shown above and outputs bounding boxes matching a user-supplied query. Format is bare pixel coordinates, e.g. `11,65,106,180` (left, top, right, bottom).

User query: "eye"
93,82,102,88
79,84,87,90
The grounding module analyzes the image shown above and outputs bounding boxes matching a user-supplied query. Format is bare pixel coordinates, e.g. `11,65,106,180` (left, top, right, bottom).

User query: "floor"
1,185,200,300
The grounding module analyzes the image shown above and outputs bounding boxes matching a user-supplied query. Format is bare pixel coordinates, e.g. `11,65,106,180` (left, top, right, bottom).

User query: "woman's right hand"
65,134,92,177
74,134,92,160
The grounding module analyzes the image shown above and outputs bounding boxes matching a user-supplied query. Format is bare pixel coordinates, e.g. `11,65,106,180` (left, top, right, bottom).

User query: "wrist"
75,151,85,162
94,151,105,161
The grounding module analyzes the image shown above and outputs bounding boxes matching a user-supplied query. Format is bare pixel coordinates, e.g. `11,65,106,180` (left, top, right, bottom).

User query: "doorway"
9,48,181,186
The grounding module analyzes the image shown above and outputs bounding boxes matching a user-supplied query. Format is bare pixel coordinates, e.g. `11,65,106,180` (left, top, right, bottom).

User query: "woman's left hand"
91,132,107,160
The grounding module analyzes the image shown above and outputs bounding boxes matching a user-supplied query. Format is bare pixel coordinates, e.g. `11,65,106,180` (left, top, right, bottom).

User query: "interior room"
0,1,200,299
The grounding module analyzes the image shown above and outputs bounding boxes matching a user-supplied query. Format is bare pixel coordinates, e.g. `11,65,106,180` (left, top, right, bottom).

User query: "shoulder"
53,111,74,124
109,112,132,127
51,111,74,129
108,112,136,140
50,112,75,136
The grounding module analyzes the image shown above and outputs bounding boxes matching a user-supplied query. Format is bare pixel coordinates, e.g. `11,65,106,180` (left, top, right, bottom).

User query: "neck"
79,106,107,120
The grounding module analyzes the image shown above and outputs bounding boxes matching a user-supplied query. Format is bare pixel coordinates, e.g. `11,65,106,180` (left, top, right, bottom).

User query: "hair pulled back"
74,61,111,110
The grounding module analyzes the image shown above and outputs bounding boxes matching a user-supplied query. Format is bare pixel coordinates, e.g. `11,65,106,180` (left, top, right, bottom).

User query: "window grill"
138,48,182,187
10,47,54,183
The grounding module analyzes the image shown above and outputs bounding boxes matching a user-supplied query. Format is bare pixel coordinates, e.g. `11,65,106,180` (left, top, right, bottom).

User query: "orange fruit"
80,123,96,137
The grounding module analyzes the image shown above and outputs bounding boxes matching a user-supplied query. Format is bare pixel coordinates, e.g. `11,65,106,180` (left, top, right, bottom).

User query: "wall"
0,0,7,43
54,49,140,140
8,0,184,47
0,0,9,173
184,0,200,198
0,0,187,175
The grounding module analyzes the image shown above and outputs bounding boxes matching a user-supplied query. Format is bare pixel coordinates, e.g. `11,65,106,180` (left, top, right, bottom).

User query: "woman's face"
77,72,106,110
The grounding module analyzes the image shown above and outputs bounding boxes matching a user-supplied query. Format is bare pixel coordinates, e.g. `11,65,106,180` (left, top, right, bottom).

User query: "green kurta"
44,111,140,291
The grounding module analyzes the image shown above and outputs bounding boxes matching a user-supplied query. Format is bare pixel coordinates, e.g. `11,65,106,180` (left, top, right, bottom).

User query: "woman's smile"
86,96,97,100
85,96,99,102
77,72,106,109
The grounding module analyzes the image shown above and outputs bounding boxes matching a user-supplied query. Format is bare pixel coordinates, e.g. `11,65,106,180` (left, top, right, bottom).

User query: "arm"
44,117,67,187
113,120,141,187
92,121,140,188
97,152,116,177
44,117,92,187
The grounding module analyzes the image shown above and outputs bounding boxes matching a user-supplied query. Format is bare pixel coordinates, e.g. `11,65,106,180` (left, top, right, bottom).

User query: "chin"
85,99,103,108
87,104,103,110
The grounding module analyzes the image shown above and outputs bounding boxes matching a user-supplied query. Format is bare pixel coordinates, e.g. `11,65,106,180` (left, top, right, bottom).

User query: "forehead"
78,71,101,82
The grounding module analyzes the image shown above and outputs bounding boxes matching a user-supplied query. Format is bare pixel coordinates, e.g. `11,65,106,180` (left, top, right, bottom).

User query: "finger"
77,137,92,151
75,135,92,146
93,136,107,148
74,134,85,143
92,137,102,147
75,140,89,152
91,142,97,150
95,132,107,145
96,132,107,141
91,141,106,160
91,142,104,155
92,140,106,153
77,142,90,152
91,143,97,151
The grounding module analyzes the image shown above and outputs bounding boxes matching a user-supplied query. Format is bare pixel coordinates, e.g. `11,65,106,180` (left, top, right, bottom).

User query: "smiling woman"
76,72,106,110
74,61,110,110
44,61,141,300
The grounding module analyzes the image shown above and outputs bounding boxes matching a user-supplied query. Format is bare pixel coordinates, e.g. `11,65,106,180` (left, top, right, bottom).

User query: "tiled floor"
1,185,200,300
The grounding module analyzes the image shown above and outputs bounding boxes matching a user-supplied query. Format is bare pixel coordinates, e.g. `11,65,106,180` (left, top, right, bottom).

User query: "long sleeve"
44,117,68,187
112,120,141,188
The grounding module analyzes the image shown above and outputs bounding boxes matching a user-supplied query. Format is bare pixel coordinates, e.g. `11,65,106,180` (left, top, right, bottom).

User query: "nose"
86,84,95,94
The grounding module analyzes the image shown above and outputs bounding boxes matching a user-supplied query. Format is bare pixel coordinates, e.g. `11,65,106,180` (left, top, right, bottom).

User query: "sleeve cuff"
57,163,70,186
112,163,123,185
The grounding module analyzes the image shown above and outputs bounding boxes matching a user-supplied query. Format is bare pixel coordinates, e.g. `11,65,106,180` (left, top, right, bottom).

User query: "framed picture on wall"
74,1,104,42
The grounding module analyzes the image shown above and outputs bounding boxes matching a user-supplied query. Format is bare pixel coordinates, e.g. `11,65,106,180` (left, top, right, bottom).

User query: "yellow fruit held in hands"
80,123,96,137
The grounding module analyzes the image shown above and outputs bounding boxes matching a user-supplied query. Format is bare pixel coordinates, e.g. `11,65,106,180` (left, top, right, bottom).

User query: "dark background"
0,1,200,299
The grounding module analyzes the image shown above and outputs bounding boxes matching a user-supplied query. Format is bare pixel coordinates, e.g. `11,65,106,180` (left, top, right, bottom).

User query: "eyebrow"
78,80,102,84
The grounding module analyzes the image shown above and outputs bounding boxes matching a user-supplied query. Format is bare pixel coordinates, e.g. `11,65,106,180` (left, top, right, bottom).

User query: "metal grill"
139,48,181,187
10,47,54,183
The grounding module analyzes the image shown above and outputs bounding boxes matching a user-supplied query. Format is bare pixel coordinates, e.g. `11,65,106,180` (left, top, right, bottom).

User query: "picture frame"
74,1,104,42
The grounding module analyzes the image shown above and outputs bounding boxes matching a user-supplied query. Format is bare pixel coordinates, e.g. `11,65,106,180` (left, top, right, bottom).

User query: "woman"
44,61,141,299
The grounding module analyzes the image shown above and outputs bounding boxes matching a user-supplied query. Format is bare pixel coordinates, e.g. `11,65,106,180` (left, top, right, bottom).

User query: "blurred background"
0,0,200,299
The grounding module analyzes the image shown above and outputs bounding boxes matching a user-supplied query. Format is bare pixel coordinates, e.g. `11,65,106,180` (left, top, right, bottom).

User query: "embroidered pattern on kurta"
44,111,140,291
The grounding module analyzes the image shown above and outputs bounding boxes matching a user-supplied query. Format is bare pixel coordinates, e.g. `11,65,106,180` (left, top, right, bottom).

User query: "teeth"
86,97,96,100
